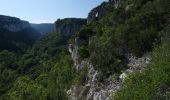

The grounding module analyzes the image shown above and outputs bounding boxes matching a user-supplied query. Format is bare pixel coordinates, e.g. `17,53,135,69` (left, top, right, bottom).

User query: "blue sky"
0,0,105,23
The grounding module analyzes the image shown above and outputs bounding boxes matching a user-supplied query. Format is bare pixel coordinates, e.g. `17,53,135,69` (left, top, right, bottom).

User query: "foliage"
114,34,170,99
0,27,40,52
74,0,170,78
0,50,18,69
0,0,169,99
0,50,19,94
89,36,127,77
78,46,89,59
72,66,88,85
77,27,93,39
47,55,75,100
7,76,47,100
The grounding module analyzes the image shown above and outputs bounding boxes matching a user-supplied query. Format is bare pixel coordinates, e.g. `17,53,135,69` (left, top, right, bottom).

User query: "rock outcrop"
55,18,87,37
0,15,30,32
68,36,151,100
87,0,121,23
69,37,87,71
119,55,151,80
67,1,154,99
0,15,41,51
68,45,151,100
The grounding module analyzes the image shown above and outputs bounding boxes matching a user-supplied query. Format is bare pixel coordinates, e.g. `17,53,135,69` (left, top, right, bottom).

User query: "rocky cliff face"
55,18,87,37
87,0,121,23
68,39,151,100
0,15,30,32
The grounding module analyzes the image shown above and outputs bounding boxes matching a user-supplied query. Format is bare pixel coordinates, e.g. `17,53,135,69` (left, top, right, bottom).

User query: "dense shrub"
114,34,170,99
47,55,75,100
77,27,93,39
78,46,89,59
7,76,47,100
89,37,127,76
0,0,169,99
72,66,88,85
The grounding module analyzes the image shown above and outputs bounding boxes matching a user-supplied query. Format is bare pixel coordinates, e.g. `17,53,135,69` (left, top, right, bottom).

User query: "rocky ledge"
68,39,151,100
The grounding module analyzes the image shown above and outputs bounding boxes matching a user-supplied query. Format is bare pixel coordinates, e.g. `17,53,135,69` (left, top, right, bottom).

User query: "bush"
77,27,93,39
72,67,88,85
7,76,48,100
78,46,89,59
89,37,126,76
114,34,170,99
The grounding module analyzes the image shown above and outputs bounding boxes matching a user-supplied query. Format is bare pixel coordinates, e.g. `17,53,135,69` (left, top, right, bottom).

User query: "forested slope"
0,0,169,99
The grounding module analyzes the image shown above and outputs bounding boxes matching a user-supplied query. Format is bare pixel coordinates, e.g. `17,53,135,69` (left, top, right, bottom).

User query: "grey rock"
120,54,151,81
67,51,151,100
0,15,30,32
55,18,86,37
87,0,121,23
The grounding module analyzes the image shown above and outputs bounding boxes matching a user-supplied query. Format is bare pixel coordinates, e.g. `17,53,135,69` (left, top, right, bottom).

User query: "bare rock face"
68,38,121,100
69,43,79,70
0,15,30,32
69,38,80,71
55,18,87,37
0,15,41,51
67,60,121,100
109,0,121,8
119,54,151,81
87,0,121,23
69,37,88,71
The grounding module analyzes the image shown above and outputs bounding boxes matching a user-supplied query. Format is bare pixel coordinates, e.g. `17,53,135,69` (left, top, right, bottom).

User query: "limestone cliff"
68,38,151,100
0,15,30,32
87,0,121,23
55,18,87,37
0,15,41,51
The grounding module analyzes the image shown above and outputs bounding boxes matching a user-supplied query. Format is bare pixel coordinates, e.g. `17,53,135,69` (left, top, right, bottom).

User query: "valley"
0,0,169,100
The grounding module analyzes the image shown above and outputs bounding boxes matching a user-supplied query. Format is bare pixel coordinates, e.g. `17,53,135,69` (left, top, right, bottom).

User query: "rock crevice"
68,42,151,100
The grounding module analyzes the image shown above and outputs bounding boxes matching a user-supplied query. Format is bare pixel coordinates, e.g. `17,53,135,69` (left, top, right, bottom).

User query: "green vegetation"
75,0,169,78
0,0,169,99
114,32,170,99
77,27,93,39
7,76,47,100
72,66,88,85
0,27,40,52
0,32,76,99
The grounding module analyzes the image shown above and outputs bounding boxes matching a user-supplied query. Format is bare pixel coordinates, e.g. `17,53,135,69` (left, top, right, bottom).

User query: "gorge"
0,0,169,100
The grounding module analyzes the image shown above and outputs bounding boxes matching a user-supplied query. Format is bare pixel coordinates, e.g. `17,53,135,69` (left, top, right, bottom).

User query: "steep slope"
31,23,54,35
0,18,86,99
115,25,170,99
67,0,170,99
55,18,87,37
0,15,41,51
0,0,169,100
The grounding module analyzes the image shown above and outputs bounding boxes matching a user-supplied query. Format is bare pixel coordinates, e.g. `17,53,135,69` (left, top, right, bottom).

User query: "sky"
0,0,105,23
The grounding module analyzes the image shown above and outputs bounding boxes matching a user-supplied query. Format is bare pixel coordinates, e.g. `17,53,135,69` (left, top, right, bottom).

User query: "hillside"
0,15,41,51
0,0,169,100
55,18,87,37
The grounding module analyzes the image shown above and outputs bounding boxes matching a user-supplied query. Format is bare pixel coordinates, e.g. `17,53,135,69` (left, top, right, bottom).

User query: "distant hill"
0,15,41,51
0,0,169,100
31,23,54,35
